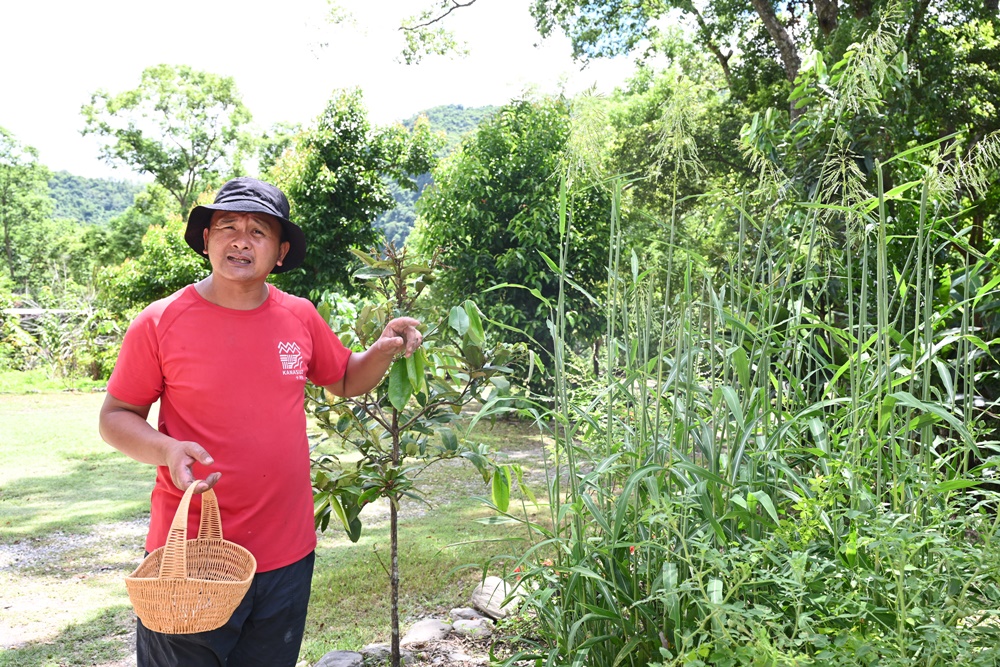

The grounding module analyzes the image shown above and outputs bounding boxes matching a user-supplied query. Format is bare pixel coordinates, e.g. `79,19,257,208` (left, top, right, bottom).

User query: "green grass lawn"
0,385,543,666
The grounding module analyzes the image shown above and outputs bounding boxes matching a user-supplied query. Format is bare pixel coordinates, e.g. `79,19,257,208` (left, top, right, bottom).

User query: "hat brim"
186,203,306,274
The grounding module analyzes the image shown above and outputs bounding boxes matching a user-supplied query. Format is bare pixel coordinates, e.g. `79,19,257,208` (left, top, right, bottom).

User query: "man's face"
203,211,291,284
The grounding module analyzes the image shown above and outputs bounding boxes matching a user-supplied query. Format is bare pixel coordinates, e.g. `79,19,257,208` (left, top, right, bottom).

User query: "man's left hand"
374,317,423,358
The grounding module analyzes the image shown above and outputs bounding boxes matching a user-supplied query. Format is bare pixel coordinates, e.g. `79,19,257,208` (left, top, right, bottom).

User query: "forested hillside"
48,171,142,225
375,104,496,247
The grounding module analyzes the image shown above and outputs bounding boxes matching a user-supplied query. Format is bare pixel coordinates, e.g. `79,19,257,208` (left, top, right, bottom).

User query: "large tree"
268,89,439,300
0,127,52,290
414,97,612,372
81,64,253,215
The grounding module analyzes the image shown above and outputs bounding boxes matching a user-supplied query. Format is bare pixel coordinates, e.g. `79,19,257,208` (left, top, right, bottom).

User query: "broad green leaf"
489,376,510,392
491,465,511,512
731,346,750,389
405,348,424,393
317,301,331,324
388,359,412,411
463,300,486,345
449,305,470,336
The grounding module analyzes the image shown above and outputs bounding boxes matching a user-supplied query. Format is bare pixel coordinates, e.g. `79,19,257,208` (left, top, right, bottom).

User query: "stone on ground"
452,617,494,639
470,576,521,619
400,618,453,646
449,607,486,621
360,643,413,665
314,651,363,667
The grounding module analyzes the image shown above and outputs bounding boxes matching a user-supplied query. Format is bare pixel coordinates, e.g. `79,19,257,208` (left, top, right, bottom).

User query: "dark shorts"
136,551,315,667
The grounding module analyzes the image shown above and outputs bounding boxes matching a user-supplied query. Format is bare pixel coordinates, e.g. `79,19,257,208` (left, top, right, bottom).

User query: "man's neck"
195,275,270,310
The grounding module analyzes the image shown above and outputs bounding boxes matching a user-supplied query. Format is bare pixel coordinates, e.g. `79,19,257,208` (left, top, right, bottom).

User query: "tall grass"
491,22,1000,667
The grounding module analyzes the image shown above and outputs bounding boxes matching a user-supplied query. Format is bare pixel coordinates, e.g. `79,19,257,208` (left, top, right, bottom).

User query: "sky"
1,0,638,180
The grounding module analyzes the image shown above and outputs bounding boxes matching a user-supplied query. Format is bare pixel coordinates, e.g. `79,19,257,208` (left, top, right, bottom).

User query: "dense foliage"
415,98,612,380
268,89,439,300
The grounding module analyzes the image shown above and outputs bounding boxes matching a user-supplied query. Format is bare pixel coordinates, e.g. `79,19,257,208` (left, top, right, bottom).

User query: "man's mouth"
227,255,252,265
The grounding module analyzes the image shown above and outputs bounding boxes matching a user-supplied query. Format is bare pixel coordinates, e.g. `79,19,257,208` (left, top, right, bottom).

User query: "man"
99,177,421,666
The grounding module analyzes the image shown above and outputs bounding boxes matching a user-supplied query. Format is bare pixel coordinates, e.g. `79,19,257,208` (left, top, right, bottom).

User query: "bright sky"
1,0,637,180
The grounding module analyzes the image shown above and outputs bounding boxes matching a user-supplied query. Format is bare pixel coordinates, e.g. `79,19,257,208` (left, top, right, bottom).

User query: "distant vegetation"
48,171,142,225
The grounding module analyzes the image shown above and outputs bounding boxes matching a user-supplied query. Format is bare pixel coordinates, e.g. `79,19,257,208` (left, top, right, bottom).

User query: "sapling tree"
307,243,519,667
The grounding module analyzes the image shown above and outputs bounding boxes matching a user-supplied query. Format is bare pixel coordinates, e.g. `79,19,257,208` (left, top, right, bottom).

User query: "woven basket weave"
125,483,256,634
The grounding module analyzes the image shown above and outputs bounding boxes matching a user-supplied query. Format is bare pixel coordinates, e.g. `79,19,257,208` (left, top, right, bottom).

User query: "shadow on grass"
0,452,151,540
0,605,134,667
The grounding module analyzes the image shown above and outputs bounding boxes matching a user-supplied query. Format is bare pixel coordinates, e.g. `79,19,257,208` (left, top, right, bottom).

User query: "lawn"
0,388,542,666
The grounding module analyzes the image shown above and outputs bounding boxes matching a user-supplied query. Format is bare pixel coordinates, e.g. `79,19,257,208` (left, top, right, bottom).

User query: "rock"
449,606,486,621
400,618,452,646
360,643,412,665
471,575,521,619
453,617,494,639
315,651,363,667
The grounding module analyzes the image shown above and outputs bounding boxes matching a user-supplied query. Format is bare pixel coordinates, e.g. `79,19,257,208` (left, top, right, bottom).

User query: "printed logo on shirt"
278,341,305,377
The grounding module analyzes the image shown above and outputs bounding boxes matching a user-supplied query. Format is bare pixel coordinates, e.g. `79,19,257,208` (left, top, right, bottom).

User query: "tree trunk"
813,0,839,35
690,8,734,89
851,0,873,19
390,498,400,667
906,0,933,49
749,0,803,120
390,411,401,667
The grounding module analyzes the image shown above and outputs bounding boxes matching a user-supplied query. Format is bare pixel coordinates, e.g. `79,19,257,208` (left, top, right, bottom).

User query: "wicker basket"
125,483,257,634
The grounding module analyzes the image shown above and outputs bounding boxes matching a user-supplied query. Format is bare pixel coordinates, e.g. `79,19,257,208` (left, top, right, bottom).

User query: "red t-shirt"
107,284,351,572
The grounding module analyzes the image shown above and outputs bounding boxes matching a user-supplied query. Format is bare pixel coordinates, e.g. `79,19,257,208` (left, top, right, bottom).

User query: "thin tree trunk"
690,8,734,89
749,0,803,120
390,410,401,667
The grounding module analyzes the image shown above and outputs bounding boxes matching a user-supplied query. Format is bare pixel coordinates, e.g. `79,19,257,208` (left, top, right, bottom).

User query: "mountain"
376,104,497,247
48,171,143,226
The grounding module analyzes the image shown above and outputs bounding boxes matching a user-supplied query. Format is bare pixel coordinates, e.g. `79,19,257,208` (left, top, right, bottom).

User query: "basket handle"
158,482,221,580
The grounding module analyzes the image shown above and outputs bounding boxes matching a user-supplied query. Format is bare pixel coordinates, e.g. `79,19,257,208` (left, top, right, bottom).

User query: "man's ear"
202,227,210,254
276,240,291,266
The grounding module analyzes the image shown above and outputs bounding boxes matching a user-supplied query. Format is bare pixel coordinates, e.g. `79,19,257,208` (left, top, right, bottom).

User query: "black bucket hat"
185,177,306,274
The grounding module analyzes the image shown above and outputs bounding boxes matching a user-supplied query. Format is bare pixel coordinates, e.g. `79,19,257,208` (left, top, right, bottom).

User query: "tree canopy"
414,97,612,370
1,127,53,291
268,89,439,300
81,64,253,215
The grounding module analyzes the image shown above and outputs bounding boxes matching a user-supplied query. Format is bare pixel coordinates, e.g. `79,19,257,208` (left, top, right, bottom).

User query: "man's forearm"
333,347,397,397
99,405,179,467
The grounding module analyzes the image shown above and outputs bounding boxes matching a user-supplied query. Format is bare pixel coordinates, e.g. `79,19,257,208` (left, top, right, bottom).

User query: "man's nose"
230,230,251,248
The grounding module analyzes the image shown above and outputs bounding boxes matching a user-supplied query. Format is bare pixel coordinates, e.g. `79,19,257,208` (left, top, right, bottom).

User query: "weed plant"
490,18,1000,667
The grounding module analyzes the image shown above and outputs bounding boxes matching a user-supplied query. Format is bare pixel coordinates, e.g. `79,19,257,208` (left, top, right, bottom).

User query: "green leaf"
463,300,485,345
317,301,331,324
388,359,412,411
934,479,980,492
492,465,511,512
449,305,470,336
405,348,424,393
750,490,780,525
353,267,394,280
538,250,560,274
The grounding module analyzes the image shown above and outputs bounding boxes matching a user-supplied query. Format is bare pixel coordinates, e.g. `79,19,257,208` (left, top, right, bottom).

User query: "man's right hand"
165,441,221,493
99,392,220,493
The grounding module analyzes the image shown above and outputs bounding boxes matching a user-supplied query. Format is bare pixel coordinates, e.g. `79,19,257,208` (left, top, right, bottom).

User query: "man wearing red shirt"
99,177,421,667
